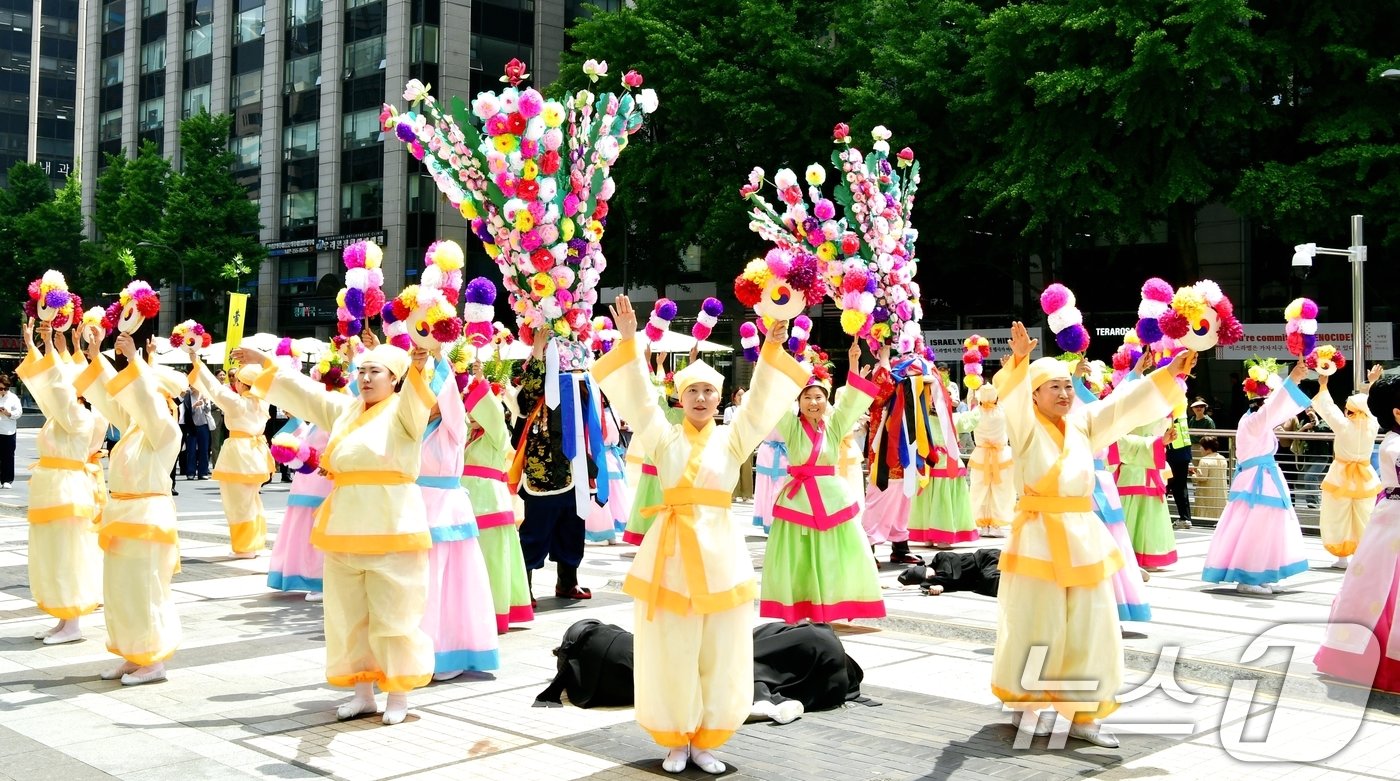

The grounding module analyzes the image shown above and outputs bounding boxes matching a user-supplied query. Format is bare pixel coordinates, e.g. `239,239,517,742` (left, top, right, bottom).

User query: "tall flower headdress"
114,280,161,334
1040,283,1089,354
382,62,658,345
962,334,990,391
170,320,211,349
1307,345,1346,376
27,271,77,330
741,124,921,350
1155,280,1243,351
382,241,465,350
733,248,826,322
1243,356,1285,400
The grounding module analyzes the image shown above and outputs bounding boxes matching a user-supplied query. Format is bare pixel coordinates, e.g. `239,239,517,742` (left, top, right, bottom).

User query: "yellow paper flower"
553,319,571,337
1171,287,1208,323
840,308,867,335
561,218,575,241
484,243,501,259
529,273,556,297
493,134,518,154
541,101,565,128
816,242,837,262
460,200,478,219
364,242,383,270
515,210,536,232
871,322,892,341
522,160,539,180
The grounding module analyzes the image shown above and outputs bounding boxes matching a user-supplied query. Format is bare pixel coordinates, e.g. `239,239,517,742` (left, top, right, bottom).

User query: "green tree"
1232,5,1400,246
0,162,88,319
161,112,265,324
556,0,867,291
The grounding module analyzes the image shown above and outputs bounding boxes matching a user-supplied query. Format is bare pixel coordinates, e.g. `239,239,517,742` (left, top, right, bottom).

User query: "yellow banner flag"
224,292,249,369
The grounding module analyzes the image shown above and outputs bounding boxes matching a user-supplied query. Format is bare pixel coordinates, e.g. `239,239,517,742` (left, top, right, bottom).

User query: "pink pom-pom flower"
645,298,677,342
740,321,760,362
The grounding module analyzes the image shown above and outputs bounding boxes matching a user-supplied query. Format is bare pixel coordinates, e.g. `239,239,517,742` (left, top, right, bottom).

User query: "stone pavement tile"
446,744,622,780
0,742,119,780
58,731,205,776
425,688,634,740
242,710,531,779
120,757,264,781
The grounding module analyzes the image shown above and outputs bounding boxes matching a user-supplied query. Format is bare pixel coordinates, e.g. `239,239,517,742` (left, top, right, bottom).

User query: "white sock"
662,746,689,773
231,550,258,559
101,660,140,680
304,592,323,602
690,748,726,774
121,662,167,686
382,692,409,725
336,683,378,720
772,700,804,725
34,619,64,640
432,670,463,682
44,617,83,645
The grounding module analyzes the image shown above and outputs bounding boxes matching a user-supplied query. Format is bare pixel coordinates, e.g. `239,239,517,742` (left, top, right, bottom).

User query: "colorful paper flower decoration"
383,60,658,344
1135,278,1175,346
800,344,834,391
692,297,723,342
270,430,321,474
382,241,465,349
81,306,107,336
29,271,77,329
742,124,921,350
645,298,677,342
1243,356,1285,400
337,241,386,338
1284,297,1319,357
962,334,990,391
1039,283,1089,354
590,316,619,354
116,280,161,334
1152,279,1242,351
1307,345,1346,377
733,248,826,322
461,276,498,347
311,346,351,392
739,321,760,362
788,315,812,356
169,320,212,349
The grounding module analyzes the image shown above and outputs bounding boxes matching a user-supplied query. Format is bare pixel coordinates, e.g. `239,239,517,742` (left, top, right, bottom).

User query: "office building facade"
78,0,602,336
1,0,83,186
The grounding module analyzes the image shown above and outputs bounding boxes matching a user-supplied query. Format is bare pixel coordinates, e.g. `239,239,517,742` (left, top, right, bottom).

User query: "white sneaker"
1,482,11,489
1236,583,1273,596
1069,722,1119,748
1331,558,1350,570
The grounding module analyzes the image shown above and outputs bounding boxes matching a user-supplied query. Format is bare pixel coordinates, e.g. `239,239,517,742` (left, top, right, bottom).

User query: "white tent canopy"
644,330,733,354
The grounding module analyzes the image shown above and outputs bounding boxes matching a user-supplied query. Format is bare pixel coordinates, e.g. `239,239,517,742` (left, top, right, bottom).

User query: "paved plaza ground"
1,430,1397,780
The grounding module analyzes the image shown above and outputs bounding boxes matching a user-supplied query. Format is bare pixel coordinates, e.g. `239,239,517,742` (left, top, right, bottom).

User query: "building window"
279,257,316,295
101,54,123,86
103,4,124,32
341,107,382,150
285,53,320,92
341,180,382,222
348,0,380,8
185,27,212,59
185,0,213,26
235,6,265,44
410,25,438,65
140,40,165,74
139,97,164,131
343,35,384,80
231,71,261,108
282,191,317,230
282,121,317,159
99,109,122,141
183,84,211,117
287,0,321,27
408,174,436,214
143,0,167,17
231,134,260,169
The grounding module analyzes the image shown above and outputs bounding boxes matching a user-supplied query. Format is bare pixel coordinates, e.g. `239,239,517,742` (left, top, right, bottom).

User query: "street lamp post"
136,241,186,325
1290,215,1367,389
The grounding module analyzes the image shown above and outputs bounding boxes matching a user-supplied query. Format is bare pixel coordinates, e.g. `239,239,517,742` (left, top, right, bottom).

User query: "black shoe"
172,489,179,496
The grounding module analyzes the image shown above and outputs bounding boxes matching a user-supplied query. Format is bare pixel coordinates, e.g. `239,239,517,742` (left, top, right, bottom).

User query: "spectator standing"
1191,436,1229,520
0,373,21,488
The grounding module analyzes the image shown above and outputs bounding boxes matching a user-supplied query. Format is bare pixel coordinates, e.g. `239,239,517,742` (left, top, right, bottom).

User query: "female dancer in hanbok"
1201,359,1311,596
1074,367,1151,623
991,323,1192,747
595,296,807,774
585,400,630,543
1314,374,1400,693
1114,416,1177,570
460,363,533,633
267,418,329,599
236,336,435,725
761,341,885,623
78,326,186,685
187,355,274,558
908,377,979,548
751,429,789,532
1312,366,1383,568
418,360,499,680
17,320,103,644
968,383,1014,538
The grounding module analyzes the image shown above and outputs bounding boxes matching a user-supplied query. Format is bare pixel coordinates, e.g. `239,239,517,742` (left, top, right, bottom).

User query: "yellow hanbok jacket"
75,357,183,549
253,362,436,554
16,349,102,524
994,358,1185,587
188,360,274,483
593,339,809,617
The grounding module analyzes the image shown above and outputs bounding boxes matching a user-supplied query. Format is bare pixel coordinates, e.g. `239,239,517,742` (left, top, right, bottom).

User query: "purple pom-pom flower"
381,302,399,324
1136,317,1163,345
345,319,362,336
701,297,724,317
344,287,365,318
464,277,497,306
656,299,677,320
395,124,416,142
1056,324,1090,354
45,290,69,308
